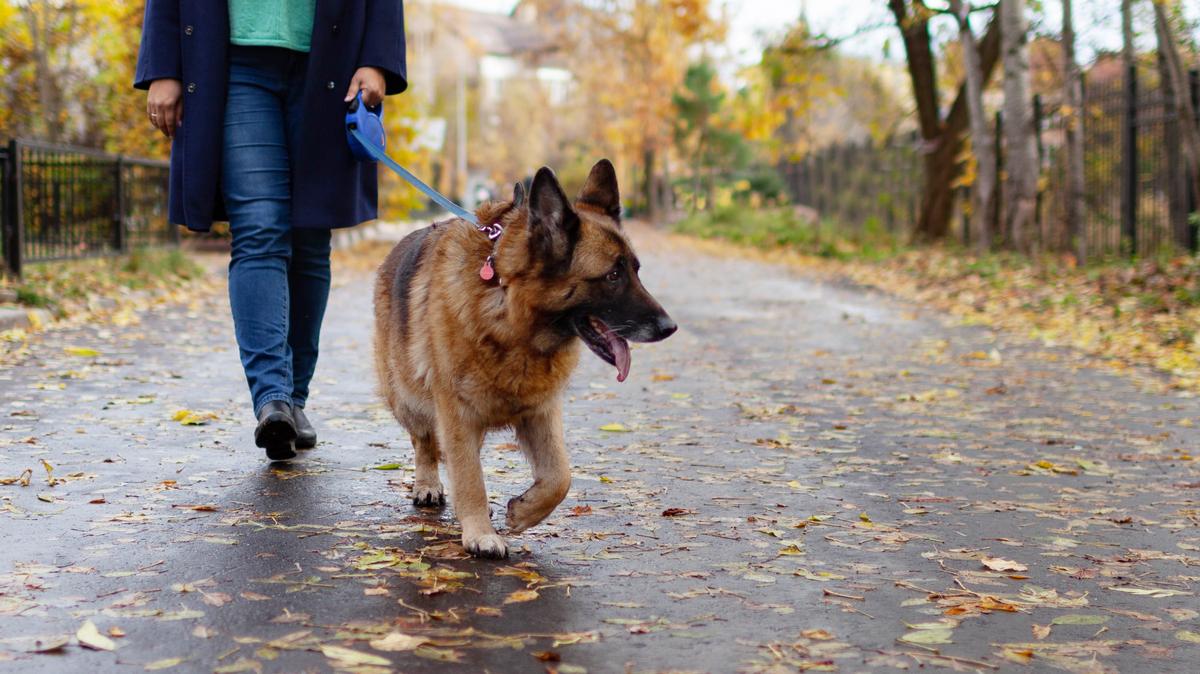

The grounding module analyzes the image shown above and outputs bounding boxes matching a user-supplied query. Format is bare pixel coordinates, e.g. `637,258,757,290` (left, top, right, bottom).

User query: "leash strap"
348,126,478,225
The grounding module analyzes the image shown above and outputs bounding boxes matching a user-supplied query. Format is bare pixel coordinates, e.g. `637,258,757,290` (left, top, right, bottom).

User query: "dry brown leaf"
172,504,218,512
981,557,1028,572
201,592,232,607
368,631,427,652
319,644,391,667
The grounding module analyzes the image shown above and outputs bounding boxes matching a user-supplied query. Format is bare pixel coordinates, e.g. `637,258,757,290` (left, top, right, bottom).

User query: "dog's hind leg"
436,398,507,559
410,429,445,507
379,374,445,507
506,405,571,534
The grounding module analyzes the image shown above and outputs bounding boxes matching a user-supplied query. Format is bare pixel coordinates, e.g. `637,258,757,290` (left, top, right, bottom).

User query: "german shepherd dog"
373,160,676,558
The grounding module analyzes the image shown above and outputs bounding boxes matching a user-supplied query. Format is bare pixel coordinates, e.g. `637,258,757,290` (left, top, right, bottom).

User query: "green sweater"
228,0,317,52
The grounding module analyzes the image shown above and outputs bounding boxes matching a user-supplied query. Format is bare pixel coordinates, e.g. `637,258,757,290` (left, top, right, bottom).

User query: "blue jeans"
222,46,331,417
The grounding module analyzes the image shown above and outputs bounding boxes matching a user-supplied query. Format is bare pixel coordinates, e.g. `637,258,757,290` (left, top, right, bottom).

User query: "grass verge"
672,206,904,261
1,248,204,319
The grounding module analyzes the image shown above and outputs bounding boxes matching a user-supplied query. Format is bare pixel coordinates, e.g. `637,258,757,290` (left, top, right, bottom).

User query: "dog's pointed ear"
577,159,621,224
528,167,579,270
513,181,526,208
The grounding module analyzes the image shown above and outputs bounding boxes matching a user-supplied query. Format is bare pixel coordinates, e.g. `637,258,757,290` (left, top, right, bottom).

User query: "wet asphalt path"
1,224,1199,674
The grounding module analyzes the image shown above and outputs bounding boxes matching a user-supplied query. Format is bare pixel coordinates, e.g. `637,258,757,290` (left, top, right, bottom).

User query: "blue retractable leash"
345,91,478,225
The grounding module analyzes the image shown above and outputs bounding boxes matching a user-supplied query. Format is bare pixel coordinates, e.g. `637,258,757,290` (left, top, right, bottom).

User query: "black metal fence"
1,139,176,276
782,133,923,236
784,66,1200,258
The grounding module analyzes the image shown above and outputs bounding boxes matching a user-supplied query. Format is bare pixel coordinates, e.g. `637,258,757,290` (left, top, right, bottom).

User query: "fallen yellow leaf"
77,620,116,651
503,589,539,604
172,409,218,426
64,346,100,357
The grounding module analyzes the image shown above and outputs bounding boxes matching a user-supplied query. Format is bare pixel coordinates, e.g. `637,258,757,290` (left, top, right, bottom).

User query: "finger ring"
150,112,158,118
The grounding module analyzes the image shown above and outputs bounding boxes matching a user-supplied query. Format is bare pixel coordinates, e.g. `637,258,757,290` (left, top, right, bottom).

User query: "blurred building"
406,0,571,204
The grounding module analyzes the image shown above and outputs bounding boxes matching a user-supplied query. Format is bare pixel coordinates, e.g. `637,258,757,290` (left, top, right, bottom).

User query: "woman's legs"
223,46,333,421
222,47,298,417
287,228,331,409
280,48,332,412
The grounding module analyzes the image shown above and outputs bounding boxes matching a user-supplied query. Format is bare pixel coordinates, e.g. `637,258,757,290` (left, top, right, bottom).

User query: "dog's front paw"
411,480,445,508
462,532,508,559
505,496,536,533
505,479,569,533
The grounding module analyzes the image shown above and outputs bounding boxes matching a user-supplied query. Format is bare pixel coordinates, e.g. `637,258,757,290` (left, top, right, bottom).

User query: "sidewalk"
0,225,1197,673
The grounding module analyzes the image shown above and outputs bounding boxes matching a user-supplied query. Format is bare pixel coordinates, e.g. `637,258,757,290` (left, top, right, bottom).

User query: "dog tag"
479,256,495,281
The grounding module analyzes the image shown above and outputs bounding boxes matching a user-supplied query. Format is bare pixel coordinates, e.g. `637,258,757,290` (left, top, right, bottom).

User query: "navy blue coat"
134,0,407,232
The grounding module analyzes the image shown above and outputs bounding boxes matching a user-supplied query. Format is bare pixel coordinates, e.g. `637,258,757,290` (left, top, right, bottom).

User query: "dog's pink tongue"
602,327,631,383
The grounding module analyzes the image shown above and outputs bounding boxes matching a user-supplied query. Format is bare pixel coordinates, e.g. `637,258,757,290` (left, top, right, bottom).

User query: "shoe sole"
256,417,298,462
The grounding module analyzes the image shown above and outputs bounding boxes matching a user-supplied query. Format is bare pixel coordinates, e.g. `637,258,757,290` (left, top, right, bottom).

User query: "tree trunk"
888,0,1002,243
950,0,996,251
23,2,56,141
662,153,674,214
1062,0,1087,261
1158,36,1187,248
705,169,715,212
1122,0,1135,73
1153,2,1200,230
886,0,941,141
1001,0,1038,252
643,146,658,222
1120,0,1137,255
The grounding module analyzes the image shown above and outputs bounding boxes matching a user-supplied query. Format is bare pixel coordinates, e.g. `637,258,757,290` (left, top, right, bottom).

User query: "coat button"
187,83,196,93
184,25,194,35
332,24,339,33
327,81,335,90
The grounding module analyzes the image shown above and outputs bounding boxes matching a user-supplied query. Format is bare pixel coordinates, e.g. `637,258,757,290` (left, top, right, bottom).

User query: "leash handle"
346,91,386,161
346,92,478,224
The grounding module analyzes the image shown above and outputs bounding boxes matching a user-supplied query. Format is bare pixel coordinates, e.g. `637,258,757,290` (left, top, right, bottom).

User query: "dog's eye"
605,268,621,284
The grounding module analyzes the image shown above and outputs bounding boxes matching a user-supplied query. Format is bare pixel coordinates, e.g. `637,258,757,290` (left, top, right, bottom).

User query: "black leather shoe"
255,401,297,461
293,406,317,449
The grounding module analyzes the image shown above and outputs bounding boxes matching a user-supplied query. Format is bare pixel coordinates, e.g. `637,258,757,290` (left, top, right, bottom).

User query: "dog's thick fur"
373,161,675,558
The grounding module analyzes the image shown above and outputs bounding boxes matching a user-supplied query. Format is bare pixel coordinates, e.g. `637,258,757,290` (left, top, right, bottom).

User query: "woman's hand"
344,67,387,107
147,79,184,139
